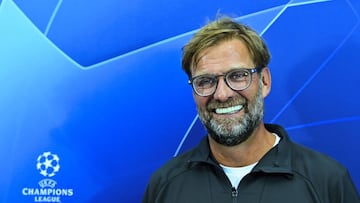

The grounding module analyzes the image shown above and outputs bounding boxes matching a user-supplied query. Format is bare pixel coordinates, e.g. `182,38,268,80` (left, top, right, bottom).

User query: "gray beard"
198,84,264,146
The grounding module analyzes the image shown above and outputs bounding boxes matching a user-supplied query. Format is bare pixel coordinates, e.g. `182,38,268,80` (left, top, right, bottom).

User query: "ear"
260,67,271,98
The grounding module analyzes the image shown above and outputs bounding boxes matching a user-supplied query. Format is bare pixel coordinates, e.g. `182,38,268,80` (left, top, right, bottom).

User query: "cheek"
193,94,209,108
239,80,262,100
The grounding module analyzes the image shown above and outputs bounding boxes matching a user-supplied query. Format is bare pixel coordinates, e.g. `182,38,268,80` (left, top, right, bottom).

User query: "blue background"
0,0,359,202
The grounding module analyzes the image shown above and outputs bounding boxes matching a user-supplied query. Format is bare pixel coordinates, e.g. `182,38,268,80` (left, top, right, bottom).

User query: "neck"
209,123,275,167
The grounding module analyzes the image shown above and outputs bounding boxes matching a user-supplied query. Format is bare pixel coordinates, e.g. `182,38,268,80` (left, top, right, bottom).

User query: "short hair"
182,17,271,78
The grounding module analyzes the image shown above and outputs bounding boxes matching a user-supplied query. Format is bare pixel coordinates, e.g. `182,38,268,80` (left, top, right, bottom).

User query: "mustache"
207,96,247,110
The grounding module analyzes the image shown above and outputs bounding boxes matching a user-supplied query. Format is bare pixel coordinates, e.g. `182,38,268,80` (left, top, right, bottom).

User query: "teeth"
215,105,243,114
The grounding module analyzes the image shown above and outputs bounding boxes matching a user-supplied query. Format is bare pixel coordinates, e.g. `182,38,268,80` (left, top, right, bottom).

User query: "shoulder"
290,142,347,174
149,137,211,183
266,124,350,185
288,142,360,201
287,140,354,196
152,148,197,182
266,124,347,176
142,146,203,202
144,144,203,195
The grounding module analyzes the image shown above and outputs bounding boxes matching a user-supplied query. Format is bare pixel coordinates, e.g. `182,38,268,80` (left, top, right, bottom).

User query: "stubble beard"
197,84,264,146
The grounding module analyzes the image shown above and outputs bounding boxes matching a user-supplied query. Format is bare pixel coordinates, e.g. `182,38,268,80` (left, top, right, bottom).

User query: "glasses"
189,67,262,97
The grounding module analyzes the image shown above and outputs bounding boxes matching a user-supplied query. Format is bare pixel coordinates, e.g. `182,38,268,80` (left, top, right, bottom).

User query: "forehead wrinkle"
193,39,255,76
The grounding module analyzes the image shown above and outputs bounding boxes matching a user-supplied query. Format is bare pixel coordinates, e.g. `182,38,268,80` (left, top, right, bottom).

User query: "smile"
215,105,243,114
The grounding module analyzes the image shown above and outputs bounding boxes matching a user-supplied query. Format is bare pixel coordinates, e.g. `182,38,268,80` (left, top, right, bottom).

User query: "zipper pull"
231,187,238,198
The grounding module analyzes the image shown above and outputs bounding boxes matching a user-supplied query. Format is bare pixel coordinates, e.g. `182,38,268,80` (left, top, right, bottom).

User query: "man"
142,17,360,203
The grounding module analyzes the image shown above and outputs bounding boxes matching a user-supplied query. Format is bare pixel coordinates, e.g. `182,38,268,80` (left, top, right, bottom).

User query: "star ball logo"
37,152,60,177
22,151,74,202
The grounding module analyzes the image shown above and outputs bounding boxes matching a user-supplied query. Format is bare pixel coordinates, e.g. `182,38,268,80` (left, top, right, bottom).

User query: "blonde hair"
182,17,271,78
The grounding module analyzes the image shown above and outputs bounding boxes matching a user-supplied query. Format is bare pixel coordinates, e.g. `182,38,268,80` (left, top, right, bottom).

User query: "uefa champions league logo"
36,152,60,177
21,151,74,202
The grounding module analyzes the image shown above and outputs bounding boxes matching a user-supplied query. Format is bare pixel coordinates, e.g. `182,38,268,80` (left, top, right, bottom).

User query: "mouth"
214,105,243,115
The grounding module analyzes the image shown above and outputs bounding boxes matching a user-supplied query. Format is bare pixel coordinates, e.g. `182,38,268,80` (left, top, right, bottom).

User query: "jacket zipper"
231,187,238,203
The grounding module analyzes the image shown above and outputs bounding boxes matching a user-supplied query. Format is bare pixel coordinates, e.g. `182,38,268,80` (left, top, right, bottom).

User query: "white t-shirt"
220,133,281,188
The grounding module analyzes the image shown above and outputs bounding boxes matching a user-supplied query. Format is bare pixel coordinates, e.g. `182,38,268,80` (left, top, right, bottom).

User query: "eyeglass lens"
192,68,254,96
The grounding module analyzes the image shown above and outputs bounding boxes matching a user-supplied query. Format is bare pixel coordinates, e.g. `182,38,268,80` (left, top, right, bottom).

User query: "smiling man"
142,17,360,203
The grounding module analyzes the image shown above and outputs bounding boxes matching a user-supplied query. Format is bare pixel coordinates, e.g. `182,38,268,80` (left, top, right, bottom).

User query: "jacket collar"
252,124,293,176
189,124,294,176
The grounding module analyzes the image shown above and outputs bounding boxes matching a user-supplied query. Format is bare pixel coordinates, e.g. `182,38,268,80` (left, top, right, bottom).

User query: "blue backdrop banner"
0,0,359,202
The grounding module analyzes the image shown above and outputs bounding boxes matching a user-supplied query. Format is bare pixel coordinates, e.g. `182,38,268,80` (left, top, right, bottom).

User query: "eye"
194,76,216,88
228,70,249,82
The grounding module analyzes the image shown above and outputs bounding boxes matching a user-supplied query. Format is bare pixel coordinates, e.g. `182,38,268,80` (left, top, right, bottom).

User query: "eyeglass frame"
188,67,263,97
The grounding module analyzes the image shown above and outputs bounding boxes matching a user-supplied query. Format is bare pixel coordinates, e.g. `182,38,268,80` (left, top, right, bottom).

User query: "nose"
213,77,235,102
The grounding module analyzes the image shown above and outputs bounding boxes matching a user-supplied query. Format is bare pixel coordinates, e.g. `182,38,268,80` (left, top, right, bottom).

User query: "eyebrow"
194,67,253,76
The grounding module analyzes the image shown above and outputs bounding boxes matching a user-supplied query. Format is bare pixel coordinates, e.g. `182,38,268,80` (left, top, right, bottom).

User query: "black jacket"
143,124,360,203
